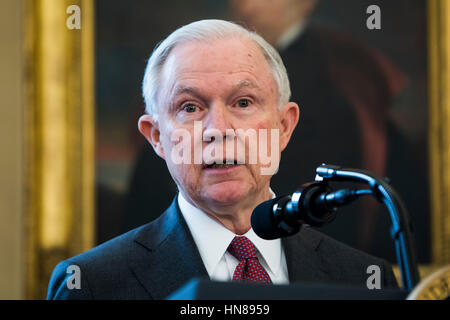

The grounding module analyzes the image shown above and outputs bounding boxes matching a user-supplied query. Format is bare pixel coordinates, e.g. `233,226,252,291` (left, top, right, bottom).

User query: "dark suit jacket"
47,196,398,299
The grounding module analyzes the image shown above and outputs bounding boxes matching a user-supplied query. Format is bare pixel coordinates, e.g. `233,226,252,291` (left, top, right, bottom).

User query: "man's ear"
279,102,300,152
138,114,165,159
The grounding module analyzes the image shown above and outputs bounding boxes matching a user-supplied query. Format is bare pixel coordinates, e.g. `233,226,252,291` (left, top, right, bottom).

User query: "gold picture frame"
24,0,95,299
428,0,450,267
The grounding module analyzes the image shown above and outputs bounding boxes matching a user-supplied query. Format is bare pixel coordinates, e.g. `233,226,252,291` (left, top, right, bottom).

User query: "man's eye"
183,104,197,113
237,99,250,108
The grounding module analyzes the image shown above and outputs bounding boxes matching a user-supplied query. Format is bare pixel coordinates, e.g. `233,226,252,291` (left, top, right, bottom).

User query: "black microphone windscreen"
251,196,293,240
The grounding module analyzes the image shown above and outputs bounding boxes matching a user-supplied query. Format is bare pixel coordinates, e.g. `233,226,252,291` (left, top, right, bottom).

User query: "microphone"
251,182,370,240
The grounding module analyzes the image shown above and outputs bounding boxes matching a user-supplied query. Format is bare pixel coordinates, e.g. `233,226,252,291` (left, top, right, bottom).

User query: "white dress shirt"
178,191,289,284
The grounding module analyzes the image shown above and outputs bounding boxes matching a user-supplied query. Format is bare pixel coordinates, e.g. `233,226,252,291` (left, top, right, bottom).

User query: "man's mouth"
203,160,240,169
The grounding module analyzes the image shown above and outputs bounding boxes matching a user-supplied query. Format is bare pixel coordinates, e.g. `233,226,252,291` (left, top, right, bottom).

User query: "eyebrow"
233,80,259,91
173,85,201,98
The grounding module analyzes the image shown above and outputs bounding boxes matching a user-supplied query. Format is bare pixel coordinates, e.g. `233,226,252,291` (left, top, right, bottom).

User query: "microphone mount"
314,164,420,291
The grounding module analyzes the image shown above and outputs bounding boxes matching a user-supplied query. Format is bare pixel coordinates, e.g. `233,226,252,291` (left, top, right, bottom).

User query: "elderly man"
47,19,397,300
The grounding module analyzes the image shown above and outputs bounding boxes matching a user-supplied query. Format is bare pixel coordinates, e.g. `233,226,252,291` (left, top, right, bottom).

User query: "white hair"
142,19,291,121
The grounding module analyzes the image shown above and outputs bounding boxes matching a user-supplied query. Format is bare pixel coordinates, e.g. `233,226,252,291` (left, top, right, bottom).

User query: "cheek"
238,116,274,131
250,117,281,144
160,122,194,159
166,160,201,192
161,126,202,172
235,115,280,148
254,118,281,175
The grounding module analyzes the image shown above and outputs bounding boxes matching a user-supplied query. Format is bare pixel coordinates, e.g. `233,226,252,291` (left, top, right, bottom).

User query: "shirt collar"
241,227,283,276
178,192,235,276
178,190,282,277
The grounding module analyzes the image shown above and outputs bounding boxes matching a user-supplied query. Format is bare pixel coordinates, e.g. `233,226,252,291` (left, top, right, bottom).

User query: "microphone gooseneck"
251,163,420,291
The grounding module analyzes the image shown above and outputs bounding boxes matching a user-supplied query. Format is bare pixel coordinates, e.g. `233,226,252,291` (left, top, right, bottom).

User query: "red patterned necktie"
227,236,272,284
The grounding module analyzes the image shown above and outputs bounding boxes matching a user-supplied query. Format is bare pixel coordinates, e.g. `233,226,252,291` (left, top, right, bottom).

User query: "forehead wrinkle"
161,42,277,107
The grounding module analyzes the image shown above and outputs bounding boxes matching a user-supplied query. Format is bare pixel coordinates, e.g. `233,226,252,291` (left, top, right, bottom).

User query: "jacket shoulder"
46,223,151,300
300,227,398,288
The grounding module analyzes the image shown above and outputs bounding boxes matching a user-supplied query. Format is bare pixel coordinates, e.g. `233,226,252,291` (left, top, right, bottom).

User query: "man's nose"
203,103,233,142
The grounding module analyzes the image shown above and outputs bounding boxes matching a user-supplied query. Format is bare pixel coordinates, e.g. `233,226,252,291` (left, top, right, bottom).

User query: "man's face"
140,37,298,209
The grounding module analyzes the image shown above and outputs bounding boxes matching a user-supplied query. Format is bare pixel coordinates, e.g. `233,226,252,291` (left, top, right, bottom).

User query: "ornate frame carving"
24,0,94,299
428,0,450,267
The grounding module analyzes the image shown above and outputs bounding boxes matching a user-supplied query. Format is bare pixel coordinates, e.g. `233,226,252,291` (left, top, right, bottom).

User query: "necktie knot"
227,236,272,284
227,236,257,261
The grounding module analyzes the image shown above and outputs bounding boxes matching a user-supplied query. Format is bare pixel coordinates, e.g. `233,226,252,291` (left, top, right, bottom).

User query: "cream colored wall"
0,0,24,299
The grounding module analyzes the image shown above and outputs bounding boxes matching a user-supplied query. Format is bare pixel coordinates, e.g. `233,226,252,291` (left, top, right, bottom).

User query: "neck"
180,186,273,235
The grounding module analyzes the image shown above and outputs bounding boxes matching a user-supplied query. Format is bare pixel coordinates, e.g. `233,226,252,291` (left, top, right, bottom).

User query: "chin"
203,181,251,205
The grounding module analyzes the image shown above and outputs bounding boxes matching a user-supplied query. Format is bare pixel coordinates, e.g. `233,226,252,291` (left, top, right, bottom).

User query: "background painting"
94,0,429,263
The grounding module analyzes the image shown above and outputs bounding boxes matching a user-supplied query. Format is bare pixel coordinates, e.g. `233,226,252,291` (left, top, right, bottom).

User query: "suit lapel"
127,196,333,297
128,196,208,299
283,226,331,284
